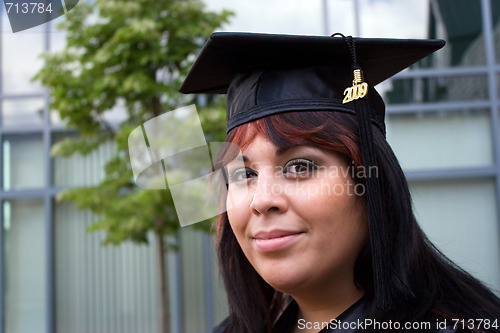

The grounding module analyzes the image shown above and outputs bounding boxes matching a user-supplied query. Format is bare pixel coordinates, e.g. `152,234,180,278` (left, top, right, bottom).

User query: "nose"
249,175,288,216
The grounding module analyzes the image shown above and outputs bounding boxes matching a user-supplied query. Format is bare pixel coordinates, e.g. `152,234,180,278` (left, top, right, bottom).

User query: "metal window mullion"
0,127,49,135
44,195,54,333
480,0,500,256
0,6,5,333
405,166,497,181
392,66,490,80
353,0,360,36
175,236,184,333
0,188,61,200
0,133,2,333
0,198,4,333
387,100,492,114
322,0,329,36
43,19,55,333
203,233,214,332
0,93,46,101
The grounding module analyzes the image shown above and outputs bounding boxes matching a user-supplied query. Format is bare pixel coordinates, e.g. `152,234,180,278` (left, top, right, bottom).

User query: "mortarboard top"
180,32,445,94
179,32,445,133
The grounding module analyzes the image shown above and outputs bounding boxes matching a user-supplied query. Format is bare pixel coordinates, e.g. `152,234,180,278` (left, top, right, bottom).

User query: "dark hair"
214,111,500,333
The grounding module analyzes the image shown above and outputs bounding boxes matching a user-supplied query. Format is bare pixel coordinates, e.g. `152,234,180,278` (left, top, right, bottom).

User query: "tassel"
335,34,394,310
354,93,393,310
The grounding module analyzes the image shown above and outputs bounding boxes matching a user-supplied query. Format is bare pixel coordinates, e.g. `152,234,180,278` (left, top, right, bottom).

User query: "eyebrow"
234,155,249,162
275,147,293,156
236,145,303,163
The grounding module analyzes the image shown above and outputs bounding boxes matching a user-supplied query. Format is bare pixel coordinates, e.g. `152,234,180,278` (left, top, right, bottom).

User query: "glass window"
386,109,493,170
1,32,44,94
210,236,228,326
2,98,45,128
490,0,500,64
384,74,489,104
358,0,428,39
2,135,45,190
356,0,486,68
52,133,115,187
50,110,64,126
49,17,67,53
495,74,500,99
3,199,47,333
2,10,10,32
325,0,356,36
165,228,228,332
179,228,209,333
409,179,500,291
428,0,486,67
205,0,323,35
54,201,158,333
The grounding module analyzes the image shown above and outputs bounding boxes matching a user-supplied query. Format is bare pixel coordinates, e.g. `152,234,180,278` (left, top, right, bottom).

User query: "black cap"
180,32,445,310
180,32,445,134
180,32,445,93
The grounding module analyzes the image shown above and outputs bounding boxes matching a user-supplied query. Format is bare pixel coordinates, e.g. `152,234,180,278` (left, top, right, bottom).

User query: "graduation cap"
180,32,445,132
180,32,445,309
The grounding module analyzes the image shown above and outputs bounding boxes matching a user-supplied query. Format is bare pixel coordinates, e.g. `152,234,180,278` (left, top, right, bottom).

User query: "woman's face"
226,134,368,296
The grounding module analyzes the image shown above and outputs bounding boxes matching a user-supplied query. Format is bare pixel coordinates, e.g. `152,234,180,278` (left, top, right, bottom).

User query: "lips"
253,229,304,252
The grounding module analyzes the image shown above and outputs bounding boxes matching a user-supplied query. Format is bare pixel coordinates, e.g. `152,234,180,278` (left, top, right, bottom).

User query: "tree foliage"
34,0,232,244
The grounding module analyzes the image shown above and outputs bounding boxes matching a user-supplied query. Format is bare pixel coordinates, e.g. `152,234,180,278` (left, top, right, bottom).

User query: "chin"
265,279,299,294
257,266,307,293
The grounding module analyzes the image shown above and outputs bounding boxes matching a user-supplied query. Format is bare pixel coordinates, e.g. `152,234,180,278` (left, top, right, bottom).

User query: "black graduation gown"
273,297,367,332
213,297,468,333
273,297,467,332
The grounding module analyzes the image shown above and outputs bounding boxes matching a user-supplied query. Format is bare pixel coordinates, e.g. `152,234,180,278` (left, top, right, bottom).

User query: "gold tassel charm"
343,69,369,104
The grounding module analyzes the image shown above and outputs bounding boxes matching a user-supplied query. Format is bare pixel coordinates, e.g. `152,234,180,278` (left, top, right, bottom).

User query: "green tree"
34,1,231,332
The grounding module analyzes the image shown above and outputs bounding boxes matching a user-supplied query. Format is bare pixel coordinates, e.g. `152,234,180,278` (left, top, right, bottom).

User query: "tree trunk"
156,232,170,333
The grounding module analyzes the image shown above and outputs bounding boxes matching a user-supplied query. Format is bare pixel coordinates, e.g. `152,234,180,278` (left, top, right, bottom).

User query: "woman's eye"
228,168,256,183
284,159,318,176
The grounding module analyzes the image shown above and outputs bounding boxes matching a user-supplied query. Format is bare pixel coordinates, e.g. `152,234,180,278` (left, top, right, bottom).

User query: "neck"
292,283,364,333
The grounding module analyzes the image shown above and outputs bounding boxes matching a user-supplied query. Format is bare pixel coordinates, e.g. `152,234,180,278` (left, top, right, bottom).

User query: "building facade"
385,0,500,294
0,0,499,333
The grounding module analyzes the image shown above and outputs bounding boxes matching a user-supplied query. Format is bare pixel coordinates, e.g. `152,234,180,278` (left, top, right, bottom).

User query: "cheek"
226,208,241,234
226,198,250,242
226,185,244,220
225,180,254,217
297,178,357,215
226,208,256,264
304,181,367,246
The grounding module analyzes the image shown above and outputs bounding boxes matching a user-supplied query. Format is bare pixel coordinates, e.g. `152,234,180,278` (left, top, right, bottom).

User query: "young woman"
180,32,500,332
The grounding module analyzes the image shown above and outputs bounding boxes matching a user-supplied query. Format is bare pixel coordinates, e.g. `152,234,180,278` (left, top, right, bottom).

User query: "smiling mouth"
253,231,304,252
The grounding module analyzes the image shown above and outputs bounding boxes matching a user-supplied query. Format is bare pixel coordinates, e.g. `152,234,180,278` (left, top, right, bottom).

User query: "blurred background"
0,0,499,332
